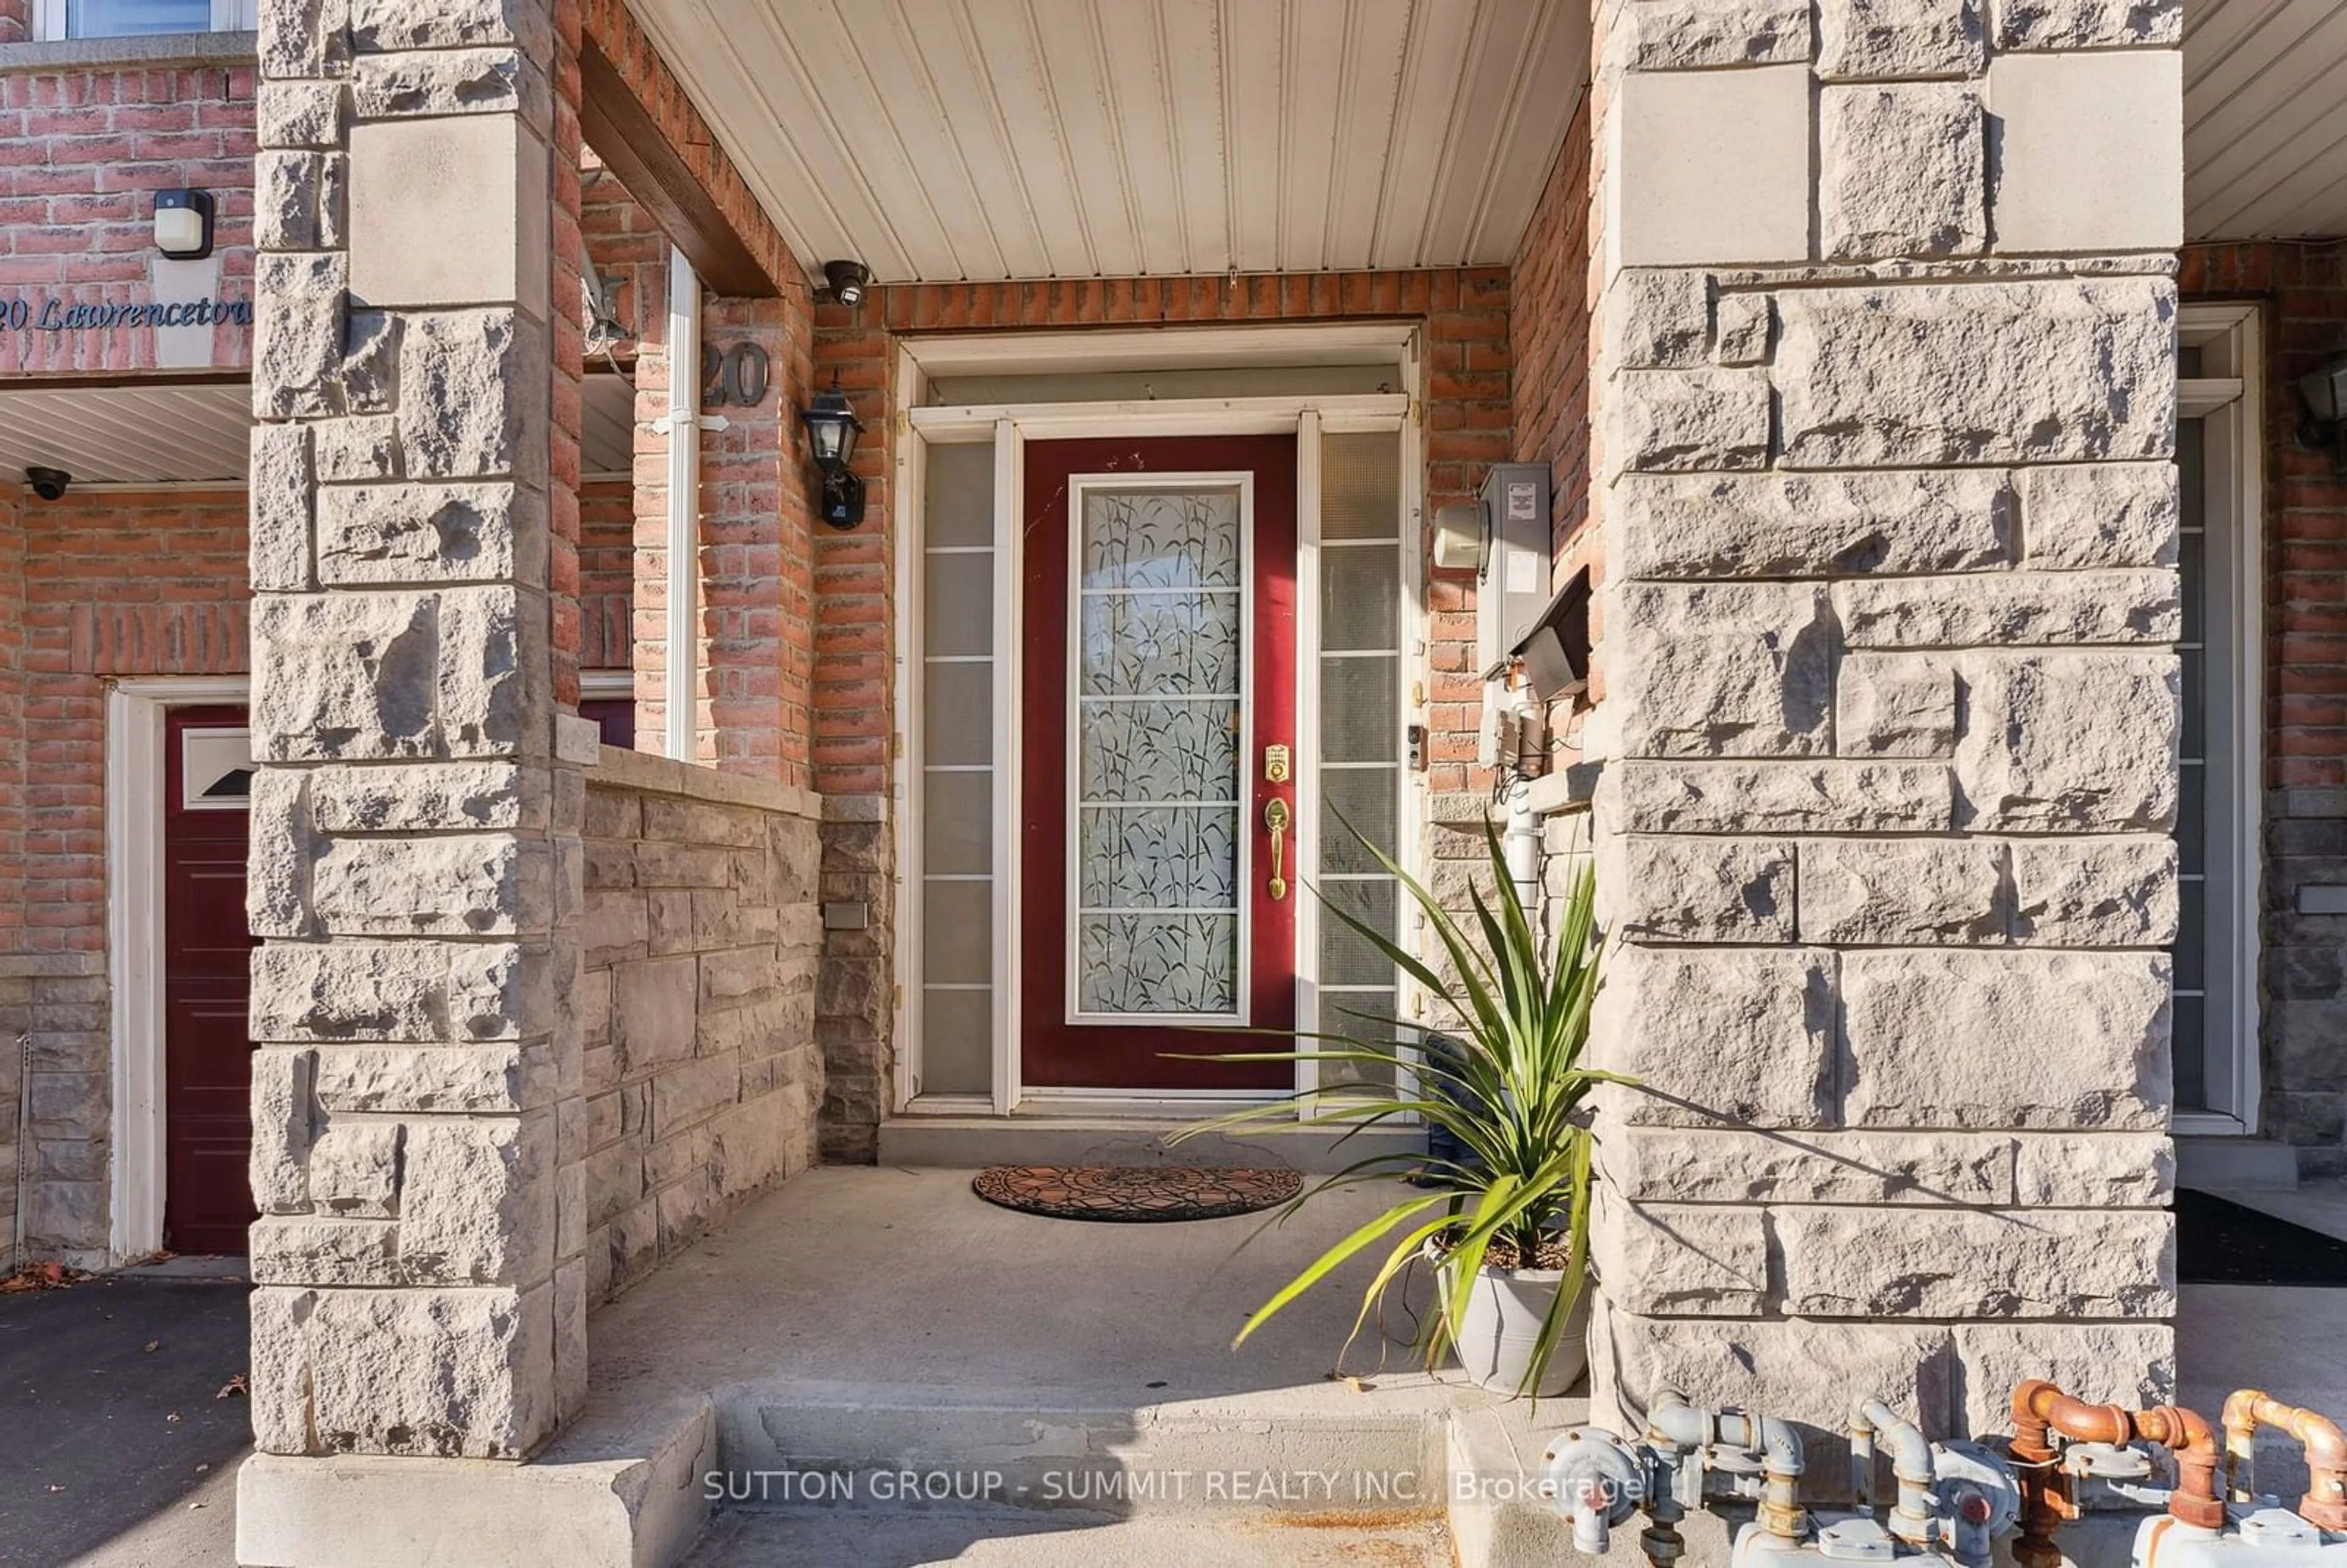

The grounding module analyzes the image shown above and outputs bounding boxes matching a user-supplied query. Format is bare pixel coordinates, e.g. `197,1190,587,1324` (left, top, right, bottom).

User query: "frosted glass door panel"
1073,486,1246,1018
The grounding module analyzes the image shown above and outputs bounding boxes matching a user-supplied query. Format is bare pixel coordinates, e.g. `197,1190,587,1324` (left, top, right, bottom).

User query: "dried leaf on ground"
215,1374,248,1399
0,1261,91,1293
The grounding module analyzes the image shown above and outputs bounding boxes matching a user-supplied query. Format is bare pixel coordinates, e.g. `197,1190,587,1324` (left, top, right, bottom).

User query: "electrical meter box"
1475,463,1553,678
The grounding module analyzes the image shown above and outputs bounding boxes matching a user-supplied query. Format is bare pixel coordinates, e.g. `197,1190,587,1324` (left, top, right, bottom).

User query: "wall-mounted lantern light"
801,370,865,529
2298,350,2347,472
821,259,869,307
153,188,214,260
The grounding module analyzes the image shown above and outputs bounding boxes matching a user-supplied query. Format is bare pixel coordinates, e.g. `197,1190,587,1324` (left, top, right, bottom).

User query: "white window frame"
2174,301,2265,1137
33,0,253,40
889,321,1423,1118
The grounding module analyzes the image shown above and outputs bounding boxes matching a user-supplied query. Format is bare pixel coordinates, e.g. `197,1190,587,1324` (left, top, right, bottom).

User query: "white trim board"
908,392,1409,442
2175,301,2264,1136
902,323,1419,379
106,675,250,1264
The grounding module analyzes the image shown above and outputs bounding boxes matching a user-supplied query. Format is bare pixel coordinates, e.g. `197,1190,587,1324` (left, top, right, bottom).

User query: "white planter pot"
1435,1247,1591,1397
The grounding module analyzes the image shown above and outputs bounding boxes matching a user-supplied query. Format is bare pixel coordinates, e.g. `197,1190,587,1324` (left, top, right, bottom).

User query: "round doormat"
971,1164,1304,1223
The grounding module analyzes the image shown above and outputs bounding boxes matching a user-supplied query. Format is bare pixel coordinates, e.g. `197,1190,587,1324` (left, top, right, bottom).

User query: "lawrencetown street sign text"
1,293,252,332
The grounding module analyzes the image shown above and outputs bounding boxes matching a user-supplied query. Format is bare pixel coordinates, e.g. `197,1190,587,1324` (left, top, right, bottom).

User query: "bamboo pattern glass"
1074,487,1244,1016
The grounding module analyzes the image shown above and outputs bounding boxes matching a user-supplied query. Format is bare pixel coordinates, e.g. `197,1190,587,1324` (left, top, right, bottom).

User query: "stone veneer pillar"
1582,0,2184,1440
244,0,589,1459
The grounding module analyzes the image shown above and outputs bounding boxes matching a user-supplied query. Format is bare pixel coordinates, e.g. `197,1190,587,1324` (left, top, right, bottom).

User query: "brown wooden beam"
578,37,777,299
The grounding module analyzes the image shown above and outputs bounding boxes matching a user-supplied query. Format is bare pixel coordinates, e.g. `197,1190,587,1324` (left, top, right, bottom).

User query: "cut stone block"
1840,948,2171,1130
1611,582,1833,758
1592,945,1836,1128
1799,837,2005,945
1835,570,2178,648
1989,51,2183,253
1954,652,2178,832
1610,837,1796,943
1625,0,1812,67
1608,65,1811,268
1614,470,2013,579
1820,84,1986,260
2018,463,2180,570
2010,837,2178,946
1604,368,1772,474
1777,279,2175,467
1817,0,1984,78
1608,760,1952,835
1837,653,1957,759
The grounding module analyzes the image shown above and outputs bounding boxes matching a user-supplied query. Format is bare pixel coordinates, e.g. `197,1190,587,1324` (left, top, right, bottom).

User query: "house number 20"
700,341,771,408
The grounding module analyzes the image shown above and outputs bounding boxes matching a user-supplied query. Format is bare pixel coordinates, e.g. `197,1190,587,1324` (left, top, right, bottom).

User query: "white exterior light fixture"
152,189,215,260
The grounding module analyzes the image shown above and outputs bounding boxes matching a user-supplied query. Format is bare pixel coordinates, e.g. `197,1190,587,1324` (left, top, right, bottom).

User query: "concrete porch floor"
587,1163,1461,1399
235,1168,2347,1568
576,1165,1570,1565
576,1170,2347,1567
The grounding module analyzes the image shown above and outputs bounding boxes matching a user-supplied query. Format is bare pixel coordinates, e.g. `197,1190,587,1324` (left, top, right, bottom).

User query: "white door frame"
891,327,1423,1118
107,675,249,1262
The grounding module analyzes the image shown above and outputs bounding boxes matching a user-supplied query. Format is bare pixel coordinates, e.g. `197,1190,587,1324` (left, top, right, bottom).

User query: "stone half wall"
578,746,821,1302
1576,0,2183,1448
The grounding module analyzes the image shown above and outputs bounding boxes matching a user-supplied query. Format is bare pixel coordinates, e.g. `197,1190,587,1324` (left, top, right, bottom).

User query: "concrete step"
711,1379,1453,1519
877,1113,1427,1174
2175,1137,2301,1190
680,1509,1454,1567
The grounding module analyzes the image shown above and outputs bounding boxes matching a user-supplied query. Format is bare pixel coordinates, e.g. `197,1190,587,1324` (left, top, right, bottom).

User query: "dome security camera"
24,467,70,502
821,259,870,308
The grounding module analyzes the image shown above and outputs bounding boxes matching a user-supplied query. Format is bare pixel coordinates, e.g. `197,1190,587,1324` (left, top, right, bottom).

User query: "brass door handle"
1264,797,1290,901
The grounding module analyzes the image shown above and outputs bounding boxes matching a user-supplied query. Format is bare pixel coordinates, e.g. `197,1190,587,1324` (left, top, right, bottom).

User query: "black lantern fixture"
2298,349,2347,472
801,370,865,529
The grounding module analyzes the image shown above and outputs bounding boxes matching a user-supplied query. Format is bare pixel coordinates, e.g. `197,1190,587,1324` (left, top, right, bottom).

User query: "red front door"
161,706,259,1255
1020,436,1299,1091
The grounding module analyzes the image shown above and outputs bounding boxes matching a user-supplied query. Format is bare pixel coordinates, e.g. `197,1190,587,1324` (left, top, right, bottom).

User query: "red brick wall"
1513,93,1593,565
810,268,1514,797
576,0,795,295
579,478,632,672
580,158,659,363
0,2,28,45
580,142,817,785
1508,90,1600,716
2181,240,2347,1174
19,488,248,959
0,61,256,374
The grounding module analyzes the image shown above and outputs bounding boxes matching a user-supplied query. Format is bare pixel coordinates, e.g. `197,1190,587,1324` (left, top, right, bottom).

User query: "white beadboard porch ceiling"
0,375,638,487
2189,0,2347,239
623,0,1589,282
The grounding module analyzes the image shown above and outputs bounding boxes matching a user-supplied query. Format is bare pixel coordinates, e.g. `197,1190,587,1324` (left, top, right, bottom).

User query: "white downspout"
663,245,701,764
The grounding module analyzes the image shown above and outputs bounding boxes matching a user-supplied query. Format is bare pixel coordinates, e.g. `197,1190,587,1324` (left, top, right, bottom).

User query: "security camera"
24,467,70,502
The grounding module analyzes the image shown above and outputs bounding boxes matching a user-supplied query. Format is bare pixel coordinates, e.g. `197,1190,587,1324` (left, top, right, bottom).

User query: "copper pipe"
2009,1379,2225,1568
2221,1389,2347,1531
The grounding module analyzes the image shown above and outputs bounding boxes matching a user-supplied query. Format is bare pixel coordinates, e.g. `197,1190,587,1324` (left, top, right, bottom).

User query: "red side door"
1019,436,1299,1091
161,706,258,1255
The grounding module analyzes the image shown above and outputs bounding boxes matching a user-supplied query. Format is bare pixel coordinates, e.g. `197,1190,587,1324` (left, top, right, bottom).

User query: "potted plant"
1173,819,1622,1397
